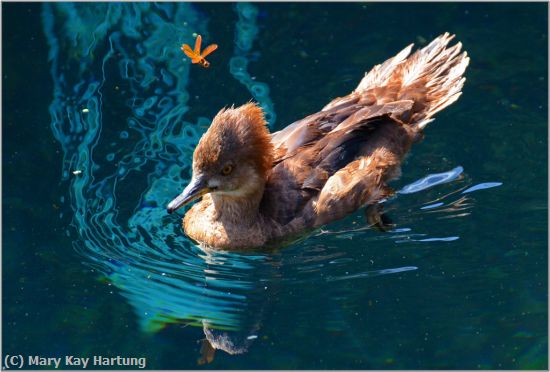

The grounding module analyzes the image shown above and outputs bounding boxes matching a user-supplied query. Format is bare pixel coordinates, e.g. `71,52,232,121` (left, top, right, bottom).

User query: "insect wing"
181,44,197,58
194,35,202,54
201,44,218,58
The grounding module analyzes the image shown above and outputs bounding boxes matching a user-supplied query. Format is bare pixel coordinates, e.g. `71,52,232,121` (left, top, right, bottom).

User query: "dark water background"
3,2,548,369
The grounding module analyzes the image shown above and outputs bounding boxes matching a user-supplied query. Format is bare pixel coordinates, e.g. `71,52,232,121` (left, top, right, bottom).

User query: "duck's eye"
221,164,234,176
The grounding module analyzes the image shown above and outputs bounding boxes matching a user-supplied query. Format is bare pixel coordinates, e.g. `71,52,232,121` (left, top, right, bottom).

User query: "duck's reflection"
101,242,280,363
195,246,280,360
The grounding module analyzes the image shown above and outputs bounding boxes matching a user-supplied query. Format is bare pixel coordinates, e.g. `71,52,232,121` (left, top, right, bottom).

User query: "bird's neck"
210,184,265,224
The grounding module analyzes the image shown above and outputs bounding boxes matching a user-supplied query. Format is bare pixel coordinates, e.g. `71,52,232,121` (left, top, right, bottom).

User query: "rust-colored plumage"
167,33,470,250
194,103,273,178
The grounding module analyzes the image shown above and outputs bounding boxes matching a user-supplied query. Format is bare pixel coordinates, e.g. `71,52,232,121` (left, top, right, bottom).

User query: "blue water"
3,2,547,369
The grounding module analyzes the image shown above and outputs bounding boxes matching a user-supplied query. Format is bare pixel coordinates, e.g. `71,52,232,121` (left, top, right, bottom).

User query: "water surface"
3,2,547,369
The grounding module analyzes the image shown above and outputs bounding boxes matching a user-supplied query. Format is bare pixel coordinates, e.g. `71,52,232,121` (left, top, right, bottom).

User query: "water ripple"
43,3,504,357
462,182,503,194
326,266,418,282
398,166,464,194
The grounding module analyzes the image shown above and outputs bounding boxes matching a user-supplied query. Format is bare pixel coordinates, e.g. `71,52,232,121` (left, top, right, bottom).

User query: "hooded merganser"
167,33,469,250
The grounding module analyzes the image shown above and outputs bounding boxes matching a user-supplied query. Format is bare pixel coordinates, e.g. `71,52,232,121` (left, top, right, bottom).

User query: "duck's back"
260,33,469,236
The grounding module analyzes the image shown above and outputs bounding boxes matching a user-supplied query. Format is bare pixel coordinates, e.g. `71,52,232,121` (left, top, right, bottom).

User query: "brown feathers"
325,32,469,129
194,102,274,178
171,33,469,250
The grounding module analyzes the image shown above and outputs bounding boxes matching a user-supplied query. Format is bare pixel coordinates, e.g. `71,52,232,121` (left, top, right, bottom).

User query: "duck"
167,32,469,250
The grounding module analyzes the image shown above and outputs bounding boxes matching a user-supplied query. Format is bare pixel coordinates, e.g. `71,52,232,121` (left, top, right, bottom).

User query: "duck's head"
167,103,273,214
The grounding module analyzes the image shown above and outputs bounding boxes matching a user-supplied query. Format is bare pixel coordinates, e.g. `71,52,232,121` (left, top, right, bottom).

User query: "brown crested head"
194,102,273,179
167,102,274,213
171,102,274,204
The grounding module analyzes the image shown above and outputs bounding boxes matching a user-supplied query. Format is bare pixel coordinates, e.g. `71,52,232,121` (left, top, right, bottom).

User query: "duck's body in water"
167,33,470,250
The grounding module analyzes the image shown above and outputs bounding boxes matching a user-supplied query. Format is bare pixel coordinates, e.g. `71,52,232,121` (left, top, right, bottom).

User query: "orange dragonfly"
181,35,218,68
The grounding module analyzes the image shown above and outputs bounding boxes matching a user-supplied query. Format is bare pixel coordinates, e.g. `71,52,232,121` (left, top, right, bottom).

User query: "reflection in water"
41,2,502,360
398,166,464,194
462,182,503,194
41,2,275,356
326,266,418,282
231,3,276,127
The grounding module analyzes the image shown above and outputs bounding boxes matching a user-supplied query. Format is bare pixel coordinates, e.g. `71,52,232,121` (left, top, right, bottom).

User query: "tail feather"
356,32,469,130
355,43,413,91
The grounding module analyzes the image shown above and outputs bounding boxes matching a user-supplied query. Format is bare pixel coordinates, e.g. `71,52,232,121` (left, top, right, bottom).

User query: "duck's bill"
167,177,210,214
